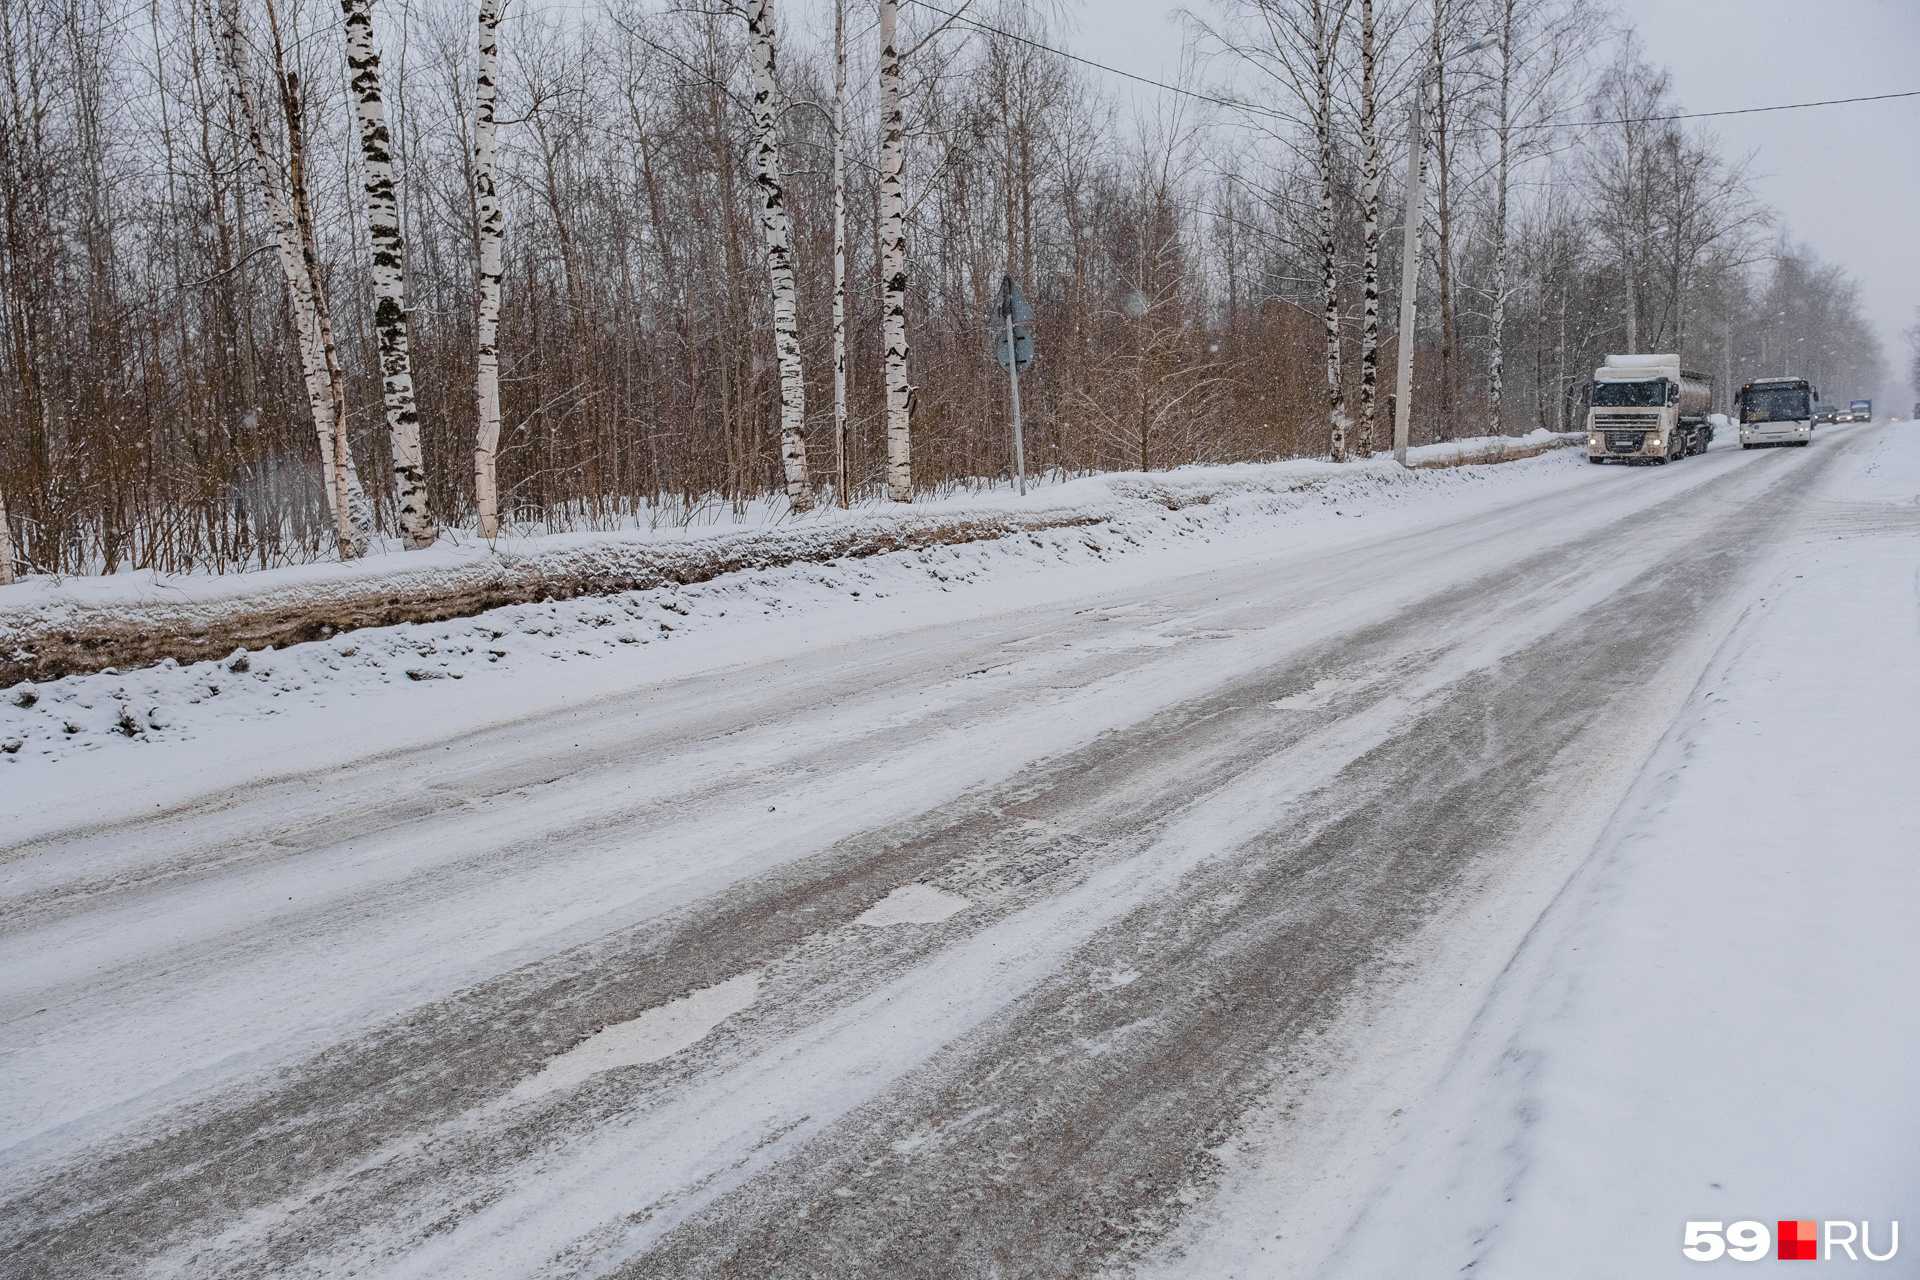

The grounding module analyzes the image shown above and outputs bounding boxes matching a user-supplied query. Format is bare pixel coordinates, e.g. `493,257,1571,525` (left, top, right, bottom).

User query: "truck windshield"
1590,380,1668,407
1742,388,1810,422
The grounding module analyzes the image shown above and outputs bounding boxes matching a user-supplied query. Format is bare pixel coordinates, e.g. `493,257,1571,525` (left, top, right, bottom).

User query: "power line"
1568,88,1920,130
904,0,1920,135
902,0,1294,123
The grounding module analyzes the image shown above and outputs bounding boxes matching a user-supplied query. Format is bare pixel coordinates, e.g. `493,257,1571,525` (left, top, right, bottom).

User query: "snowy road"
2,424,1908,1277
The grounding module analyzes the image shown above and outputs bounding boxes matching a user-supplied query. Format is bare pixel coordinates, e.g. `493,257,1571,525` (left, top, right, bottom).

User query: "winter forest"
0,0,1894,578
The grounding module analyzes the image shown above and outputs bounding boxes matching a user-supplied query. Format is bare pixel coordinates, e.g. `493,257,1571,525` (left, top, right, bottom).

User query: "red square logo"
1779,1220,1818,1260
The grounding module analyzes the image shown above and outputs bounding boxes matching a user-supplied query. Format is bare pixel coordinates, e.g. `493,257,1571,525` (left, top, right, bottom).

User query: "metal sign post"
992,273,1035,495
1007,345,1026,496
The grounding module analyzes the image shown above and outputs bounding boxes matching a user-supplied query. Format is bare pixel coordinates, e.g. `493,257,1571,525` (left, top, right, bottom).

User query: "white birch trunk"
342,0,437,549
1317,12,1346,462
0,486,14,584
1488,0,1513,434
273,40,376,556
831,0,849,507
473,0,504,538
210,0,357,559
745,0,812,511
879,0,911,502
1357,0,1378,456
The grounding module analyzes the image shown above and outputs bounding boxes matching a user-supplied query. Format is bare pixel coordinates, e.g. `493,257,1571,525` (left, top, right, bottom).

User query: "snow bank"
0,433,1574,687
0,433,1581,775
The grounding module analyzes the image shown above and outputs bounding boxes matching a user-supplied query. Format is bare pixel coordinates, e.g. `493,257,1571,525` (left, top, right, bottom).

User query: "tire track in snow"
617,441,1846,1280
0,443,1829,1279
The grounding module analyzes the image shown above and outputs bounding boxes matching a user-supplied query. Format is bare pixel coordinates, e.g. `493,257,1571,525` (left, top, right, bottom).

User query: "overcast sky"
1052,0,1919,403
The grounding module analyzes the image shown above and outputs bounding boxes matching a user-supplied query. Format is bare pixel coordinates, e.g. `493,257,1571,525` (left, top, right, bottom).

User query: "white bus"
1736,377,1816,448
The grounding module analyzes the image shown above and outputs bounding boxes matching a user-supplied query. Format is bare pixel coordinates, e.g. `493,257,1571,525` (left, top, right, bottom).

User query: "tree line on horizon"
0,0,1891,581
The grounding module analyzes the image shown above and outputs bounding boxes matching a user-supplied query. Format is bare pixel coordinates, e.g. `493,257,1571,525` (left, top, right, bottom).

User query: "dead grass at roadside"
1409,435,1579,469
2,440,1578,686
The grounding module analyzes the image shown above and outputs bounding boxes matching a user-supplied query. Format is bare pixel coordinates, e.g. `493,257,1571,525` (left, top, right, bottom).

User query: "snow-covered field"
3,422,1913,1278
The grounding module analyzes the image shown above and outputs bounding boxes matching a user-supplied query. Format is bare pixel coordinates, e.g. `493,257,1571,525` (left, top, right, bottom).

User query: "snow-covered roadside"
1143,423,1920,1277
0,432,1574,687
1,436,1582,822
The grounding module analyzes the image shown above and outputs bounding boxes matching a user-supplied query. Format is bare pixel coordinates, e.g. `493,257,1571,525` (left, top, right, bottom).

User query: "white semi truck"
1585,354,1714,465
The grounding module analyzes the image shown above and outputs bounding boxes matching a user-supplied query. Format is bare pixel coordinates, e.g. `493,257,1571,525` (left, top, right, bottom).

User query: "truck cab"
1585,354,1714,465
1737,377,1817,447
1849,399,1872,424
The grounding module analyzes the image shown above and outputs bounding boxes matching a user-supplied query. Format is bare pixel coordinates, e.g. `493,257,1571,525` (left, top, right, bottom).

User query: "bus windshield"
1742,388,1810,423
1591,379,1669,408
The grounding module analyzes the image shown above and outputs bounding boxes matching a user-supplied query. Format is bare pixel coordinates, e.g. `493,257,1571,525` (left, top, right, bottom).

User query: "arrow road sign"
996,274,1035,325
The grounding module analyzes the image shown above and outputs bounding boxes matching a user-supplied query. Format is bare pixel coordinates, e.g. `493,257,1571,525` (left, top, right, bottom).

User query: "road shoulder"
1143,423,1920,1278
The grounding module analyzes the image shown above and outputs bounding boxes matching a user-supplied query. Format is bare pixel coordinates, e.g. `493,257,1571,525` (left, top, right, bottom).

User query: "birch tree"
745,0,812,510
1236,0,1354,461
1355,0,1379,455
1482,0,1595,434
1204,0,1355,459
1313,2,1351,462
267,11,376,554
342,0,437,548
473,0,504,537
1427,0,1466,437
831,0,848,506
1,0,1895,575
1586,48,1672,354
0,486,13,583
878,0,910,501
210,0,358,559
1486,0,1517,433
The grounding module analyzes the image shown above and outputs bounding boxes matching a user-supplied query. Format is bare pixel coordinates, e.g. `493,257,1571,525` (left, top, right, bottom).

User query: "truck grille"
1605,430,1645,453
1593,412,1659,426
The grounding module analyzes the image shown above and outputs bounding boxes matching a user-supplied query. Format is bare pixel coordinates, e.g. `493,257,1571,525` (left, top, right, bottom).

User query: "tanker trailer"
1586,354,1715,465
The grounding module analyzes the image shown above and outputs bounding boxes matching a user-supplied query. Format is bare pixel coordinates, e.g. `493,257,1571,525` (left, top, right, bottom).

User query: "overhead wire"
902,0,1294,122
902,0,1920,135
1559,88,1920,131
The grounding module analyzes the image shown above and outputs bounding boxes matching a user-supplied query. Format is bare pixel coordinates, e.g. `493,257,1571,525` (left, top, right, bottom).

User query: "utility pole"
1390,77,1427,467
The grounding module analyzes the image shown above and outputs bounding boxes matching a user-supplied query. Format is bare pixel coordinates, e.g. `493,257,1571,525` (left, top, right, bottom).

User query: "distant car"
1813,404,1837,424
